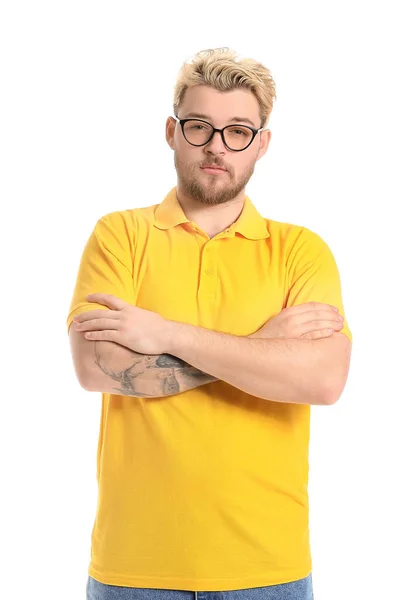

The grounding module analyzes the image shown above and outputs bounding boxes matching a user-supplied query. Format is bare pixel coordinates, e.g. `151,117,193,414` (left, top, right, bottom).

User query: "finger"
285,302,339,315
86,293,126,310
300,328,335,340
299,319,343,332
74,318,120,331
73,309,120,323
83,329,119,341
298,313,344,326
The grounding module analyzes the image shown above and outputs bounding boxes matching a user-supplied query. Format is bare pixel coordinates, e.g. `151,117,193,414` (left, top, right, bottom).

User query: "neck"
176,185,245,238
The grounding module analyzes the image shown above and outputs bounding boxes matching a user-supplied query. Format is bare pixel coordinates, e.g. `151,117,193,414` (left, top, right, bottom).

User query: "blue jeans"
86,573,314,599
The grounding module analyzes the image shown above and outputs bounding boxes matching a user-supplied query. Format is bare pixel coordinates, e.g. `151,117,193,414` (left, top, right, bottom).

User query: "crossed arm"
83,321,351,406
87,340,218,398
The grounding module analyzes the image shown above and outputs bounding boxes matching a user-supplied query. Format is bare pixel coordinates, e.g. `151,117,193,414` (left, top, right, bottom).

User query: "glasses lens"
224,125,254,150
183,120,213,145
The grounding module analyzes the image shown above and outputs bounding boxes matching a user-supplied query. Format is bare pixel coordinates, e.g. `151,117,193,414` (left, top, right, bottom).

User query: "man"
68,48,352,600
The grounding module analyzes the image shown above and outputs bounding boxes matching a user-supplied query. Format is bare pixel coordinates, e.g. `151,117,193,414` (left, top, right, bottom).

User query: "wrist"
164,319,189,355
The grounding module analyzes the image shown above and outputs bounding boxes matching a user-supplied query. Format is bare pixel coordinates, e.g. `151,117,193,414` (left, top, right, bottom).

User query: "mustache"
199,161,229,170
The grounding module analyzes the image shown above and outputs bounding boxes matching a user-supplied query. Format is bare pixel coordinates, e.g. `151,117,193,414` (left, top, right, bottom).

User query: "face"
166,85,271,206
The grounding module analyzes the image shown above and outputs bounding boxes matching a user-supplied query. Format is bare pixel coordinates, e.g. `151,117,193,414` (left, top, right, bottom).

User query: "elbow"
324,387,341,405
324,346,352,405
323,371,350,405
78,369,97,392
70,362,95,392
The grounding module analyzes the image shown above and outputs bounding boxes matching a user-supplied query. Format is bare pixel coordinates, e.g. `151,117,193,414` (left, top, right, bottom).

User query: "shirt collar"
154,187,270,240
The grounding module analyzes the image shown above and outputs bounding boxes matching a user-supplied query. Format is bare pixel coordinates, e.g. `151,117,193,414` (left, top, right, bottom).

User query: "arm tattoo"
92,342,217,398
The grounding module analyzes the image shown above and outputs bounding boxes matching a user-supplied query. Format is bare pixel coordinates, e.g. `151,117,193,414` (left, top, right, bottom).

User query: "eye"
185,120,212,132
227,127,252,138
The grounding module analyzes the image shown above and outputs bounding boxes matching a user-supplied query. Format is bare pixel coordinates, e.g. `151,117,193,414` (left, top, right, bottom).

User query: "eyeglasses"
173,116,265,152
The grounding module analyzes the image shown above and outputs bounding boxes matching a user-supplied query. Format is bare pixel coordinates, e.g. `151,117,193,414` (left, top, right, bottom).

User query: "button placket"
199,243,217,300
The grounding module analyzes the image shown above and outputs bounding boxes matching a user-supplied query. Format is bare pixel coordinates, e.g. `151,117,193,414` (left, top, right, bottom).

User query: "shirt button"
205,268,213,276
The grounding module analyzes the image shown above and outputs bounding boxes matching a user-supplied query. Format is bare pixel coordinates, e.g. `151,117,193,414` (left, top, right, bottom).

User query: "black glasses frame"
173,116,265,152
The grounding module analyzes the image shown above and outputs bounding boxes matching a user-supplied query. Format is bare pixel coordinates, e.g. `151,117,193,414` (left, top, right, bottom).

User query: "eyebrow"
182,112,257,128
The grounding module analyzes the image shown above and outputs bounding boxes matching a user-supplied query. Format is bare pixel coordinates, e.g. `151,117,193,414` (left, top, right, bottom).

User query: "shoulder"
94,205,158,240
263,218,330,257
96,205,155,228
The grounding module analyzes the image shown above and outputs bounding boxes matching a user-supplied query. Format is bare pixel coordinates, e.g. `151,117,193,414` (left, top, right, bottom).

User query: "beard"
174,151,256,206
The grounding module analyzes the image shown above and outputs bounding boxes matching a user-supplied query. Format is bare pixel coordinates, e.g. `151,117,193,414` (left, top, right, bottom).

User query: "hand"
72,293,173,355
249,302,344,341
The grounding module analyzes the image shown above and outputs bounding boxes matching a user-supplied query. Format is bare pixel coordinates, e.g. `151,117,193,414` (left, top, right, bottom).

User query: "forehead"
180,85,261,127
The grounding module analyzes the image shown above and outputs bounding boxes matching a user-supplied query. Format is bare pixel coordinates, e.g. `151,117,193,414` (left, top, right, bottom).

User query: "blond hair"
173,47,277,128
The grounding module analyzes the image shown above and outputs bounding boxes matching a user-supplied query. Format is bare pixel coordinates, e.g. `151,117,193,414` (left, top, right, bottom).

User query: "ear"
256,129,272,161
166,116,176,150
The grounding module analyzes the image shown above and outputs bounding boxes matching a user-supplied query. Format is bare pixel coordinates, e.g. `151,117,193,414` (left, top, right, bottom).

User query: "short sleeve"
66,211,136,334
285,227,352,343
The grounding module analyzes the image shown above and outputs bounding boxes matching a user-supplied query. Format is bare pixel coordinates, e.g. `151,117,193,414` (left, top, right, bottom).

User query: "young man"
68,48,352,600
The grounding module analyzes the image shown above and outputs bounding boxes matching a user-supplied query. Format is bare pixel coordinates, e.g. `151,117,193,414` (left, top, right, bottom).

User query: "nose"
204,129,227,155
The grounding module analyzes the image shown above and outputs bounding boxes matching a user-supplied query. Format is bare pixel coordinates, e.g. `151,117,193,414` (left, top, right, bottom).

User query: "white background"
1,1,417,599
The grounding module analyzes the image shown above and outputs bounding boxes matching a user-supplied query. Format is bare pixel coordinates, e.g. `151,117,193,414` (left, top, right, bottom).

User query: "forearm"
85,339,218,397
167,321,336,405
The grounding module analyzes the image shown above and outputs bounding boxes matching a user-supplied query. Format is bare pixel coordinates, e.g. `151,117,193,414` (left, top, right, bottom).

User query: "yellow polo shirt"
67,186,352,591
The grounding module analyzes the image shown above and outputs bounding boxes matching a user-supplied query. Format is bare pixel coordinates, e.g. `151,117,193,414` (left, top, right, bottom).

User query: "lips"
201,165,227,172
